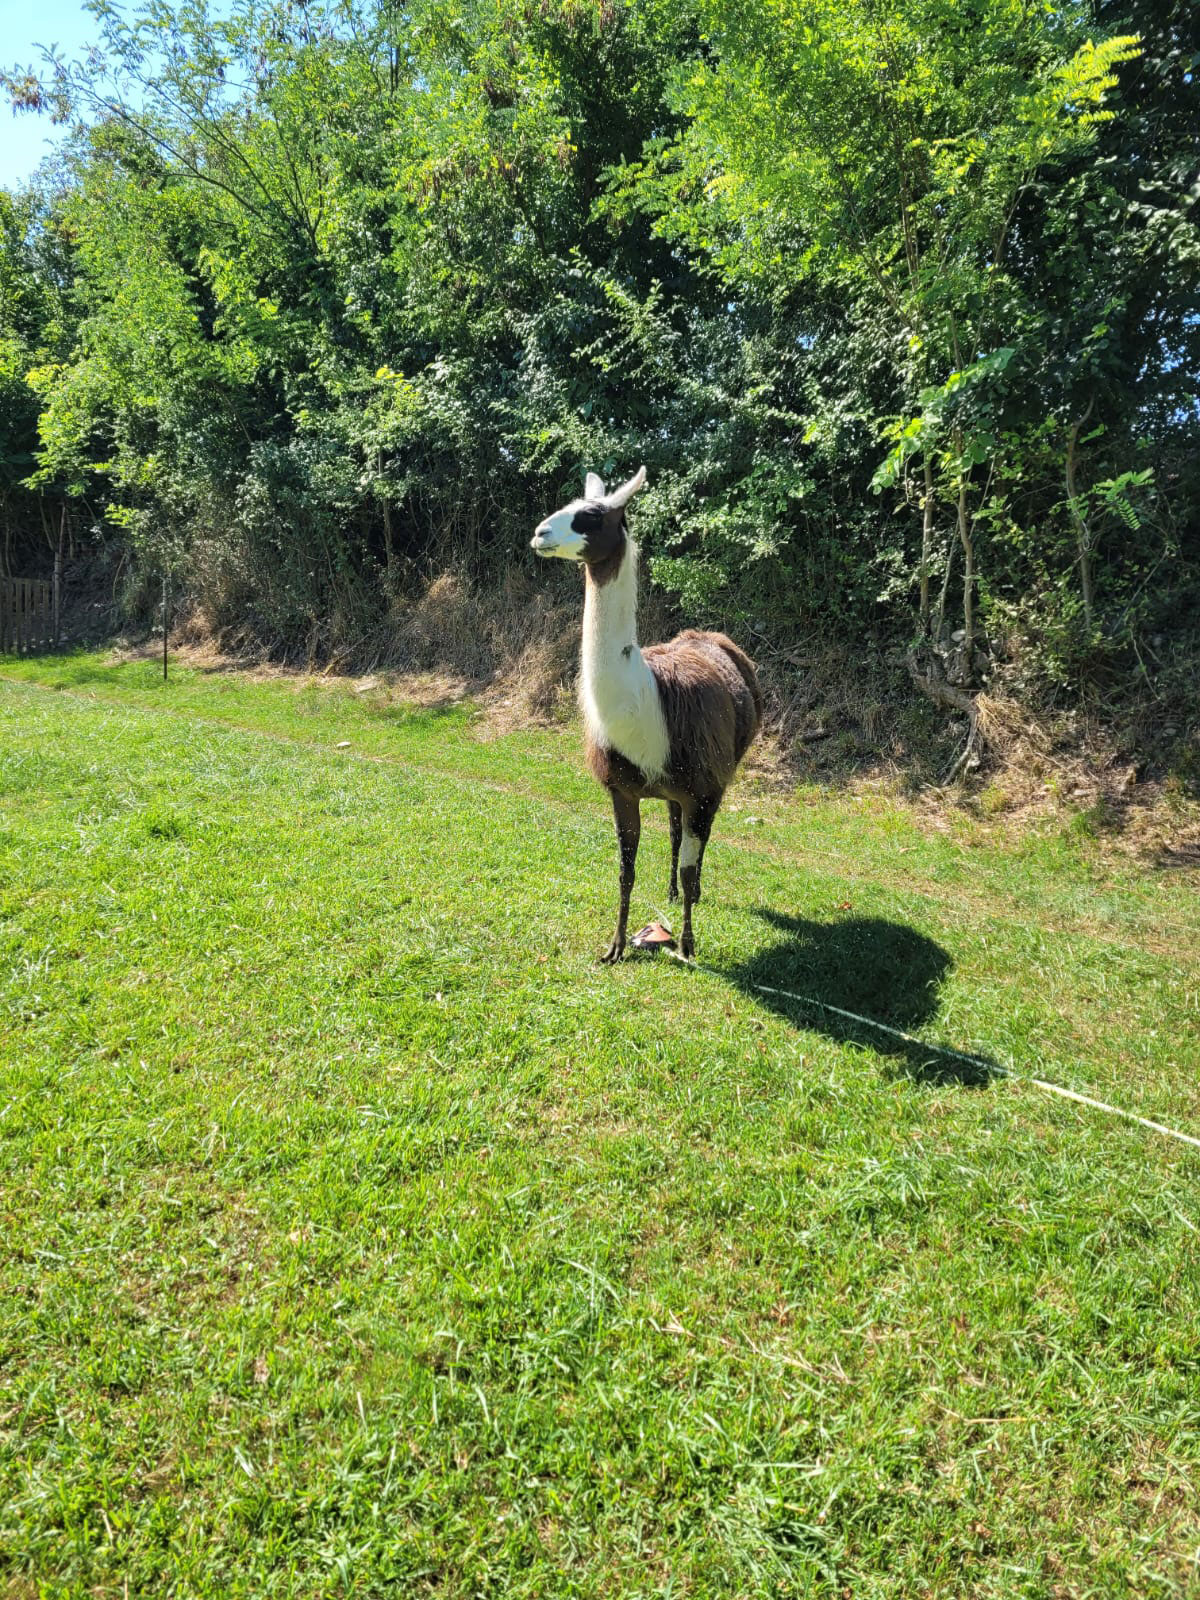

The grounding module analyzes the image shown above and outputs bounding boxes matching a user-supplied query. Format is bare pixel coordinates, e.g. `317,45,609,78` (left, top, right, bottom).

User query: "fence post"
54,514,64,646
1,578,54,653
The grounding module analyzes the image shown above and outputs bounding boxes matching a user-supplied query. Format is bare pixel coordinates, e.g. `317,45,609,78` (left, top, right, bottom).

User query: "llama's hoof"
667,883,679,903
599,939,625,964
679,931,695,960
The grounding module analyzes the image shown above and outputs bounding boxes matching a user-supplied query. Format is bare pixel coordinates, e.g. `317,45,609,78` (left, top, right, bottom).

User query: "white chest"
579,539,671,782
580,649,670,780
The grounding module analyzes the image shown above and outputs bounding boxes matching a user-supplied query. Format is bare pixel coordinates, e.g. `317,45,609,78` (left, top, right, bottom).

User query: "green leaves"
0,0,1191,701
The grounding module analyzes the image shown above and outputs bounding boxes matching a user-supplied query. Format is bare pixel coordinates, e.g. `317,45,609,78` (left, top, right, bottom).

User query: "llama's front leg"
678,796,719,960
667,800,682,901
601,789,641,963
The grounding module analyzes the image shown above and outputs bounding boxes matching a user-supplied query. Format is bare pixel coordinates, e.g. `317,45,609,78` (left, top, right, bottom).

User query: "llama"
531,466,762,961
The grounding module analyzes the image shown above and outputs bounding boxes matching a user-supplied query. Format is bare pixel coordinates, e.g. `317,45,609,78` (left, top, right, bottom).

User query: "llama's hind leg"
667,800,682,902
678,795,720,960
601,788,641,964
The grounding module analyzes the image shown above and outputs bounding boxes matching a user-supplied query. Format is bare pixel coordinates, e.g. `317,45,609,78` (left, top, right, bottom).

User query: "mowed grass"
2,651,1199,1600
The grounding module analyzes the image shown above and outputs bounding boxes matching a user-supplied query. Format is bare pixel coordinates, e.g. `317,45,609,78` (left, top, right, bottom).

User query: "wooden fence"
0,577,57,655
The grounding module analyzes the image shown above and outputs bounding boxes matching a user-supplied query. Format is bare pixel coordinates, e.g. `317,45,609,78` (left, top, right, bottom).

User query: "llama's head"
531,466,646,564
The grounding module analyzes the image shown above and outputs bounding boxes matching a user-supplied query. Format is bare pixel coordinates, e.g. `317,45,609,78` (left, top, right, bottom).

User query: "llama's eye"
574,510,603,533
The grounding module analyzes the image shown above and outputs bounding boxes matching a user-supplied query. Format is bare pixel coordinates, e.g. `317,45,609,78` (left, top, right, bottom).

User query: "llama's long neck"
582,536,641,681
580,538,670,779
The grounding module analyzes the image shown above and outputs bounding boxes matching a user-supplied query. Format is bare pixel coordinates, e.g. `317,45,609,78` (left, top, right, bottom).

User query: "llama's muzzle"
531,510,587,560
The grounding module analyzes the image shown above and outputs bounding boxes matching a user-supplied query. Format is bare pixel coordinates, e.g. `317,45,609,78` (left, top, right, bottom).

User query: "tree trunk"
1065,401,1095,636
919,457,934,636
956,468,975,684
936,531,955,640
378,451,396,580
906,644,983,783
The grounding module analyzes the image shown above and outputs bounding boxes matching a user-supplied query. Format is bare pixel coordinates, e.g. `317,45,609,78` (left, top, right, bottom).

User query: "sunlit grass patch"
2,651,1199,1598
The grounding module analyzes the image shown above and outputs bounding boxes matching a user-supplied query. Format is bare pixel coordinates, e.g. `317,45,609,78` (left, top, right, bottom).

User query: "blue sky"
0,0,102,188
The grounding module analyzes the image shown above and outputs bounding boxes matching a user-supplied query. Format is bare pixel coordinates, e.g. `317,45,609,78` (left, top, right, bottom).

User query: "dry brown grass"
382,568,581,727
950,691,1200,861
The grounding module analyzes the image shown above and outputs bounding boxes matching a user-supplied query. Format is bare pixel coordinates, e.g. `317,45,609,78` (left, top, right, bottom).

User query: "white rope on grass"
1017,1078,1200,1152
667,952,1200,1154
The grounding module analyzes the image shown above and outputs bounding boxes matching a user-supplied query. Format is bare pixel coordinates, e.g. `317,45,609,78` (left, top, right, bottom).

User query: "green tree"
631,0,1139,685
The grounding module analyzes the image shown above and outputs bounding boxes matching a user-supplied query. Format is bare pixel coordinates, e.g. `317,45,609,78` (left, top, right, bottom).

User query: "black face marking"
576,505,628,579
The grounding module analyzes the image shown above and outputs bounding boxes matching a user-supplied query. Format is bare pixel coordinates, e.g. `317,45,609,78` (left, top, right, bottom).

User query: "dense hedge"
1,0,1196,704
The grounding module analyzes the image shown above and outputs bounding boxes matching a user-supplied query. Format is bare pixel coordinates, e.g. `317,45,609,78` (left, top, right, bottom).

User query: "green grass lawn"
2,650,1199,1599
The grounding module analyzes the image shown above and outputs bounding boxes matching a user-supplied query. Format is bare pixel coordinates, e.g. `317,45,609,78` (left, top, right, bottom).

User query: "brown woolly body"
585,629,763,803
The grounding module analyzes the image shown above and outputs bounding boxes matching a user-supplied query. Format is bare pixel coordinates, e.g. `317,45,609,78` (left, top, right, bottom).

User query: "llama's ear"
606,465,647,510
584,471,606,500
